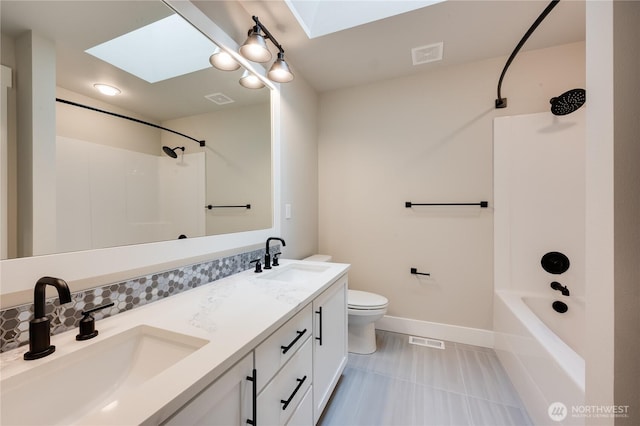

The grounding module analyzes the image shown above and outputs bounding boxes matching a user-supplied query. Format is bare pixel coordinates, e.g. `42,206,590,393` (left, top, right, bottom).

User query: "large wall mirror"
1,0,272,261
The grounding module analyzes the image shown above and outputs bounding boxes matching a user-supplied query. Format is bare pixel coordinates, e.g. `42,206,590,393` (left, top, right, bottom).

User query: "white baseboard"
375,315,494,348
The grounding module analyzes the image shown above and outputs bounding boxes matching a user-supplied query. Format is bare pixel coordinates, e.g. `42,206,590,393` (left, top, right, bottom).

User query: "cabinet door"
163,353,255,426
312,275,348,423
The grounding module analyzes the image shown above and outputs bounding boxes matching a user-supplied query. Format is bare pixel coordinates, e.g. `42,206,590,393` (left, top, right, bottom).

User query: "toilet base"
348,322,377,354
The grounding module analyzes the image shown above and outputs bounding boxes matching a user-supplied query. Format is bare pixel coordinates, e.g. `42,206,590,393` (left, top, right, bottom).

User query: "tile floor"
319,330,532,426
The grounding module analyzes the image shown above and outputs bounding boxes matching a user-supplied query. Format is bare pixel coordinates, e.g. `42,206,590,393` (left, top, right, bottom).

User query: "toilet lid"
348,290,388,309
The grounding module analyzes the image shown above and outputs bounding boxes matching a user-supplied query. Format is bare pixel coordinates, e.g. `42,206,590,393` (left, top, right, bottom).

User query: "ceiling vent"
411,42,444,66
205,92,234,105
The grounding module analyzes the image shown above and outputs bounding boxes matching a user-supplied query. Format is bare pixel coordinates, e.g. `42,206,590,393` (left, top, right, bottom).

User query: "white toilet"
303,255,389,355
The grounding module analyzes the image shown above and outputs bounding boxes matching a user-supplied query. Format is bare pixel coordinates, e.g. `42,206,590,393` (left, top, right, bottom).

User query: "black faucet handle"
250,259,262,273
76,302,114,341
272,252,281,267
550,281,570,296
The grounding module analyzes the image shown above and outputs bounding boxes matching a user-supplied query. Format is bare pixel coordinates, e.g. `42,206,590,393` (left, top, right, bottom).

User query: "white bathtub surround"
0,260,350,425
493,110,586,425
56,136,205,253
494,292,584,426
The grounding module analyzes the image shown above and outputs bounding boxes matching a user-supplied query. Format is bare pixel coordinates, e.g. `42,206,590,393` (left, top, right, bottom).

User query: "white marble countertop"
0,259,350,425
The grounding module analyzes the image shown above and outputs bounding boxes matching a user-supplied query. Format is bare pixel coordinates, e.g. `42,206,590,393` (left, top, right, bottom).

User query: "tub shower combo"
493,105,586,426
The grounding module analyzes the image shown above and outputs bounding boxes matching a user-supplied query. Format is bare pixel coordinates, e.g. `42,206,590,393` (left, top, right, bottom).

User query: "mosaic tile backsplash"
0,246,274,353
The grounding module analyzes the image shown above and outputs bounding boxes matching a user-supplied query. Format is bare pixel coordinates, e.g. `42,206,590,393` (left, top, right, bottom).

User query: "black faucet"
550,281,570,296
264,237,286,269
24,277,73,360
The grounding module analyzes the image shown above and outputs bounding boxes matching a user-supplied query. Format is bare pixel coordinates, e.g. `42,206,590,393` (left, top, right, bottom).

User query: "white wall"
278,73,320,260
318,42,585,331
585,0,640,423
611,2,640,420
16,31,57,257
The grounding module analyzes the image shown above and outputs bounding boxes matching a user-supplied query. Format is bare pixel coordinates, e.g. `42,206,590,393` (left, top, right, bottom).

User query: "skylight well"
86,14,216,84
284,0,447,39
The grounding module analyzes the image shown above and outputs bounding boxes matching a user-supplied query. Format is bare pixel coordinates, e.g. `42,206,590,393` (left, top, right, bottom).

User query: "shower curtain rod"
55,98,205,147
495,0,560,109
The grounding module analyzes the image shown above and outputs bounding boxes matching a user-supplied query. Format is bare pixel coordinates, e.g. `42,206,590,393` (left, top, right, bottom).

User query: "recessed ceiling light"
93,84,121,96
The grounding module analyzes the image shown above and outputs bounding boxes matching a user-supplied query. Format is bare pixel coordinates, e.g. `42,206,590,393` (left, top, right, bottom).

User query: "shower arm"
495,0,560,109
56,98,205,147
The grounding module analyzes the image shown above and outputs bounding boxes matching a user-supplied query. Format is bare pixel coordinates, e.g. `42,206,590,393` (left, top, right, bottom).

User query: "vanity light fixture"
93,83,121,96
239,70,265,89
239,16,294,83
209,46,240,71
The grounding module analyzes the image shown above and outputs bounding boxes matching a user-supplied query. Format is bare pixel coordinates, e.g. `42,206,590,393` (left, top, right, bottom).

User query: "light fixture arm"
252,16,285,54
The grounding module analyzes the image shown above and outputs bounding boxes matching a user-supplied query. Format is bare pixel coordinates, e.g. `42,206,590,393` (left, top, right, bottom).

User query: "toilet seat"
348,290,388,310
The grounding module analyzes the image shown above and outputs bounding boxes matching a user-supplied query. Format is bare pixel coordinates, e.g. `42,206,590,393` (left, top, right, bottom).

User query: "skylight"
285,0,447,39
86,14,216,84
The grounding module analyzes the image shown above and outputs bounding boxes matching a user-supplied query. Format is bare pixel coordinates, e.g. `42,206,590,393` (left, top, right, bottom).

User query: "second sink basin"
0,325,208,425
257,263,330,282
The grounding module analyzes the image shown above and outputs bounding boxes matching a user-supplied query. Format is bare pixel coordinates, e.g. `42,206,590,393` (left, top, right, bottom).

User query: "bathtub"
494,291,585,426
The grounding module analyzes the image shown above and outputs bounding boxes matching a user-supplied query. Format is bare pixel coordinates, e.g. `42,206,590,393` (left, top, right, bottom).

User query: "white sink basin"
1,325,208,425
257,263,330,282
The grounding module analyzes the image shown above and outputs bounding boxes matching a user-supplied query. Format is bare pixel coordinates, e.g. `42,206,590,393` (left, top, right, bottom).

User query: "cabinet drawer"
255,303,312,391
257,338,312,426
286,385,313,426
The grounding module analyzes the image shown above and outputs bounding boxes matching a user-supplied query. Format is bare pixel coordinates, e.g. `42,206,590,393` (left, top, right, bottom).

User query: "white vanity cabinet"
312,275,348,423
163,272,348,426
163,352,255,426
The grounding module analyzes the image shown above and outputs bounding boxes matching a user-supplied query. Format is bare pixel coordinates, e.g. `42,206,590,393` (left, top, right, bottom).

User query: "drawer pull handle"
246,369,257,425
280,375,307,410
315,307,323,346
281,329,307,354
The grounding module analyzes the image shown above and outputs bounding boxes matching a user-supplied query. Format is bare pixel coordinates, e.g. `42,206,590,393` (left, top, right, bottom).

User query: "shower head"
162,146,185,158
550,88,586,116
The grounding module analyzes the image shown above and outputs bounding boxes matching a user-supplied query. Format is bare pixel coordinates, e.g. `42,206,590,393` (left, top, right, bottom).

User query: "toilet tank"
303,254,332,262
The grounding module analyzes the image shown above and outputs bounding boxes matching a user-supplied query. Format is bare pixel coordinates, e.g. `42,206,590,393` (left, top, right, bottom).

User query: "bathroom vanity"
0,260,349,426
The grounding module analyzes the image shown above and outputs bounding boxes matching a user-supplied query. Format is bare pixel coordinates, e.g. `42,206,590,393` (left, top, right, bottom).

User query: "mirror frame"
0,0,281,302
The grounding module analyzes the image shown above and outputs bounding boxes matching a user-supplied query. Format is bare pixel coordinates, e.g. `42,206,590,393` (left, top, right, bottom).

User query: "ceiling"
0,1,269,122
235,0,586,92
1,0,586,117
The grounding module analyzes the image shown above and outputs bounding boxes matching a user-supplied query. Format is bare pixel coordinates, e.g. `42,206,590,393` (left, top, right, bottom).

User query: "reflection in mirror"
0,0,272,260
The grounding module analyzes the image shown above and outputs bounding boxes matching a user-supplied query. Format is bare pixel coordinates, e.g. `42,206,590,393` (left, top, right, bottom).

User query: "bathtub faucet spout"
550,281,570,296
